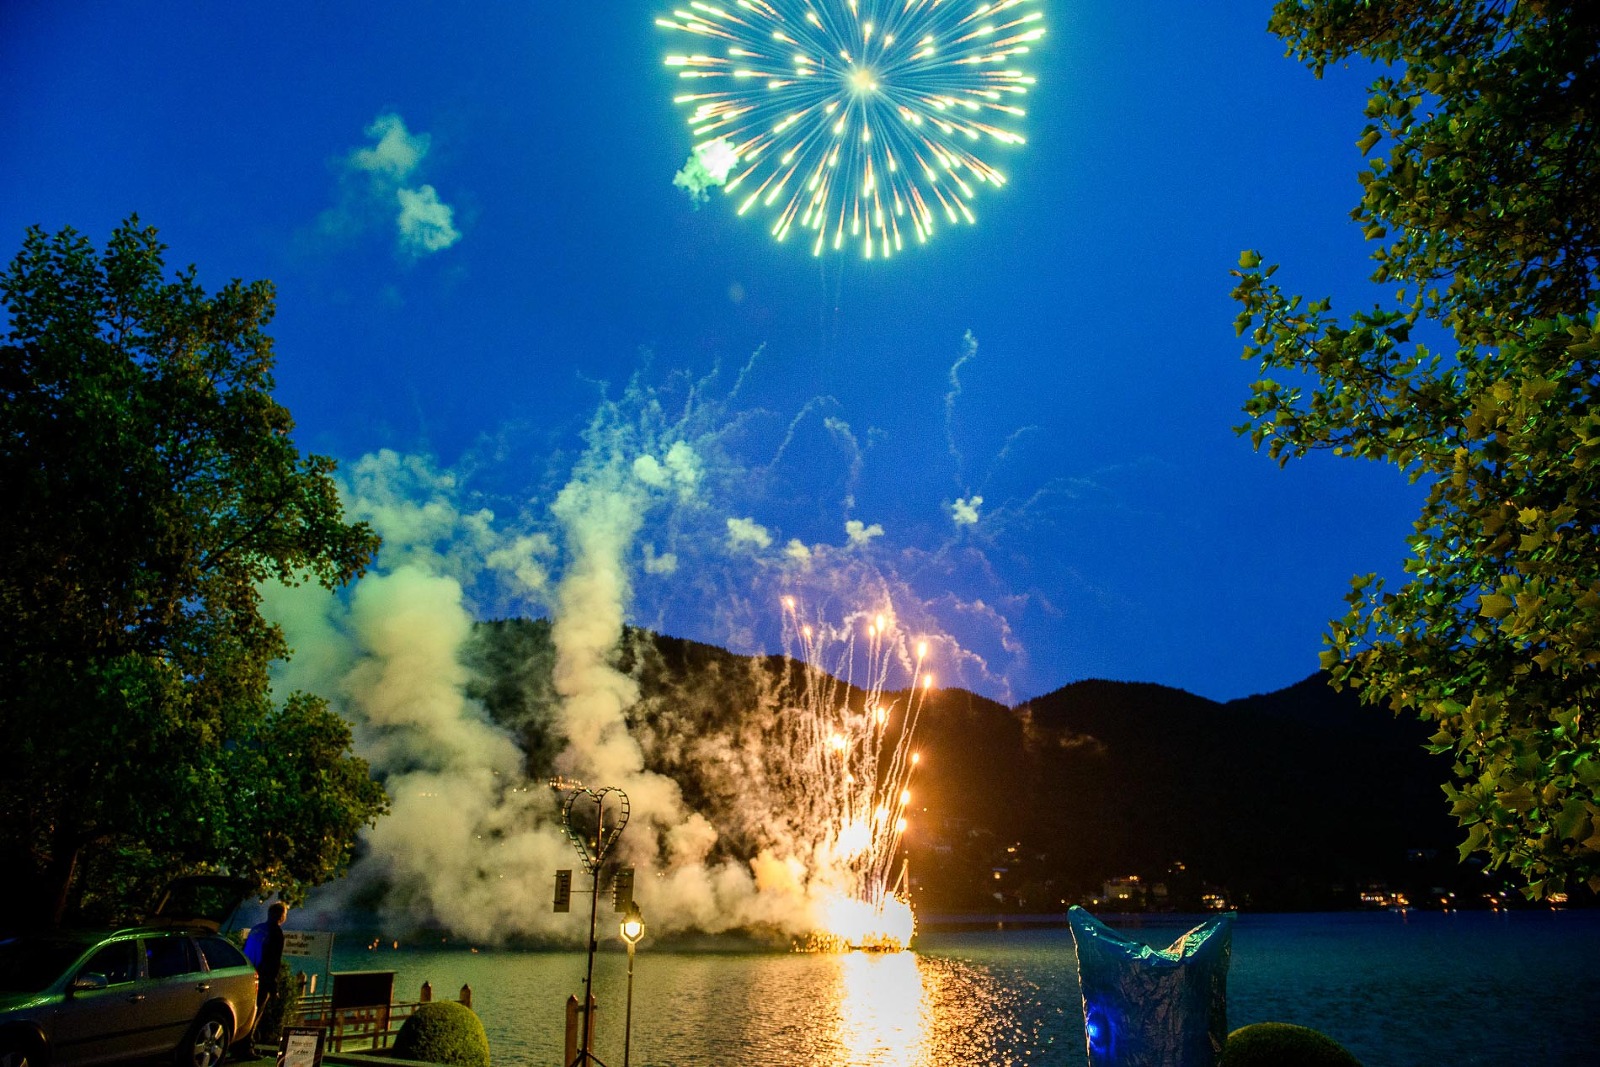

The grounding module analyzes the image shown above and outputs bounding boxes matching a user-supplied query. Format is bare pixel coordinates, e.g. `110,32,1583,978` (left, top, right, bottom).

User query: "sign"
282,931,334,960
612,867,634,912
554,869,572,913
330,971,394,1012
276,1028,324,1067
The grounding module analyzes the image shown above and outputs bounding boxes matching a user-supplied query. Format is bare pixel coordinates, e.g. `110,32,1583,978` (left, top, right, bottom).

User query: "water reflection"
327,938,1040,1066
735,948,1027,1066
329,913,1600,1066
833,951,928,1066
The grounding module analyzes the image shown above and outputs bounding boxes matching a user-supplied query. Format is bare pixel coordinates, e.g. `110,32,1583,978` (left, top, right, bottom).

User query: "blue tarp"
1068,906,1236,1067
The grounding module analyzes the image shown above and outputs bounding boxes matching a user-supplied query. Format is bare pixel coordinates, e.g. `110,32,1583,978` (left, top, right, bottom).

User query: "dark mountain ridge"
909,673,1466,911
466,620,1493,912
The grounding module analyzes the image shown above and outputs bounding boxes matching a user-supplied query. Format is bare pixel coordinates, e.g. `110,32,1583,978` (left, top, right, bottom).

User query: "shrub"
254,963,300,1047
393,1001,490,1067
1220,1023,1362,1067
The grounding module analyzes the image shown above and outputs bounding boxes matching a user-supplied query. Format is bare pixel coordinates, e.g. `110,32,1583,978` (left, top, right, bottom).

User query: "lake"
316,910,1600,1066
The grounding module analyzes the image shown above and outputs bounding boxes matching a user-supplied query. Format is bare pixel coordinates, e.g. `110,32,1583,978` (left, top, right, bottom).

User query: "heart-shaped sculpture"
560,786,631,874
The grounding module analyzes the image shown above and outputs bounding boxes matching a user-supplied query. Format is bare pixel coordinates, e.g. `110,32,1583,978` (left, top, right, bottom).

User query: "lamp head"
620,903,646,945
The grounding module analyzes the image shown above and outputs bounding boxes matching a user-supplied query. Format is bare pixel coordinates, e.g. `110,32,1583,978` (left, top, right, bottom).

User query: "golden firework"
781,598,934,950
659,0,1045,258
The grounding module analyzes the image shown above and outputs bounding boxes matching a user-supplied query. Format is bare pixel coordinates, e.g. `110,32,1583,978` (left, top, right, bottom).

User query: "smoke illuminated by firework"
779,597,933,950
262,350,1037,948
658,0,1046,257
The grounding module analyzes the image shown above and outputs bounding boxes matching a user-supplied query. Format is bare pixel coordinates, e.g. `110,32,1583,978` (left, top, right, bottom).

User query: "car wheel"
0,1037,42,1067
177,1010,231,1067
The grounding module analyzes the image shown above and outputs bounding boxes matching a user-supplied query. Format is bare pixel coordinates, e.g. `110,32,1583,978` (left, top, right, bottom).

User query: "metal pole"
553,781,626,1067
579,798,602,1064
622,939,636,1067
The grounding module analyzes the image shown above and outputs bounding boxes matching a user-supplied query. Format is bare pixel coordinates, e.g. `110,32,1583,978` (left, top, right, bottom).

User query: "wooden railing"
291,984,474,1053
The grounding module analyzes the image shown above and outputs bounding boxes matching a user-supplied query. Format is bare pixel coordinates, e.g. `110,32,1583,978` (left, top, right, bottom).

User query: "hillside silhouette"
467,619,1479,912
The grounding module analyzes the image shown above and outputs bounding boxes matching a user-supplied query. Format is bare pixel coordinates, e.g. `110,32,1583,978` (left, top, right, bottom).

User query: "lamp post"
619,904,645,1067
550,779,630,1067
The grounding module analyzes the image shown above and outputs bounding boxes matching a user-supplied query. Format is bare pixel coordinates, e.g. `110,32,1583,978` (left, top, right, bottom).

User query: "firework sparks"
658,0,1045,258
780,598,932,950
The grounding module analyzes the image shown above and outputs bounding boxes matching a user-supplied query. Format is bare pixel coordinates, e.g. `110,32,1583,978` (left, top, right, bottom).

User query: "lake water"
319,910,1600,1066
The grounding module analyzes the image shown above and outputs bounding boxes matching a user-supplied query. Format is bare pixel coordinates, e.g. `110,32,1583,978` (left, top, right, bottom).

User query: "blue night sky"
0,1,1424,705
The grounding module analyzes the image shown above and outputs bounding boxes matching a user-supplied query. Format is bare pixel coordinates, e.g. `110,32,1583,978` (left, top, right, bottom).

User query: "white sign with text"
282,930,333,959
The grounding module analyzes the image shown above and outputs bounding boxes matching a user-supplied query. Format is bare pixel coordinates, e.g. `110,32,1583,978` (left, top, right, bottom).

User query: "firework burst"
780,597,933,950
658,0,1045,258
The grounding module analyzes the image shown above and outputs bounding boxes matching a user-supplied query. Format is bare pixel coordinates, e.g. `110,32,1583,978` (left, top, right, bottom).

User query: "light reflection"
833,951,929,1067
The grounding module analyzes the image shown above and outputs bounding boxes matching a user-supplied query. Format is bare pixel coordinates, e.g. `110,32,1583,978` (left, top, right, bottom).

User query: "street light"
619,903,645,1067
620,905,644,945
550,779,630,1067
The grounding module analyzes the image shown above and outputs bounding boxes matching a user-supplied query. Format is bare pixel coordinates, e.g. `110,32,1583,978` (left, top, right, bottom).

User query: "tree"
0,218,388,927
1231,1,1600,898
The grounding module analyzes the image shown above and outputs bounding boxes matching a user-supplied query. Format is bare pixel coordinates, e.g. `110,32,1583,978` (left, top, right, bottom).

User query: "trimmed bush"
393,1002,490,1067
254,962,300,1046
1220,1023,1362,1067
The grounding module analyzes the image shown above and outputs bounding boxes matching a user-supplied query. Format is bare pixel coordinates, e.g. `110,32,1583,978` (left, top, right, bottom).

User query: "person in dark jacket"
247,901,289,1022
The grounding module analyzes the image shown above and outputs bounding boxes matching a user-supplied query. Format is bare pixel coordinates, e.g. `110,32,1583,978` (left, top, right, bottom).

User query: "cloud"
316,112,462,259
396,185,461,254
633,441,701,502
673,137,739,206
352,113,429,180
642,544,678,575
339,448,549,614
726,516,773,551
845,519,884,547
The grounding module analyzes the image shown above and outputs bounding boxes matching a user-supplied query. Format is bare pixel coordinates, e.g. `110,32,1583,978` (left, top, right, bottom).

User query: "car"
0,879,259,1067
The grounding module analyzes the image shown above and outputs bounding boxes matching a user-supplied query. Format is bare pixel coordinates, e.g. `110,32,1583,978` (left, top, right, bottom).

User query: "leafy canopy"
1231,1,1600,898
0,218,387,926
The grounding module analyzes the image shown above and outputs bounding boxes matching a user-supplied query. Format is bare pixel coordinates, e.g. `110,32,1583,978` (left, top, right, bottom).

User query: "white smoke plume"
315,112,462,257
266,352,1040,941
672,137,739,206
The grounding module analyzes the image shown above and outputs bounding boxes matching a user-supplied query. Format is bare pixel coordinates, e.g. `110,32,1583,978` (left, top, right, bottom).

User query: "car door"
138,933,209,1053
47,937,151,1066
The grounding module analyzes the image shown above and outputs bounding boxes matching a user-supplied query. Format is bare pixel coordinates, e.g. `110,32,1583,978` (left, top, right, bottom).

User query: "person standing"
246,902,289,1028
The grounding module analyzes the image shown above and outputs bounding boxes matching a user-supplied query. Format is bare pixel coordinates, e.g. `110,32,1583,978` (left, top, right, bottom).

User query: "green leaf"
1478,593,1514,619
1553,800,1590,843
1574,759,1600,789
1495,787,1536,813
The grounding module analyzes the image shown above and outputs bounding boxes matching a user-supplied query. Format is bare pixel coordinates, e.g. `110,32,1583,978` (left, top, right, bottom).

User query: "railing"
291,983,473,1054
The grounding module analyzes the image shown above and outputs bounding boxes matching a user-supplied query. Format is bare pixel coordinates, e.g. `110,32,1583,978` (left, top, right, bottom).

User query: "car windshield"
0,935,95,994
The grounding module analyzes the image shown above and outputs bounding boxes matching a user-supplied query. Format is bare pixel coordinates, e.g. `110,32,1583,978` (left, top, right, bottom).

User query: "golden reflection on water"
343,940,1032,1066
789,947,1021,1066
833,951,929,1066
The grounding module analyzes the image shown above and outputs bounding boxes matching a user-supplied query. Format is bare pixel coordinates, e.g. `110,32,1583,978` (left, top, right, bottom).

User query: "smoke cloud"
316,112,462,258
267,353,1038,941
673,137,739,206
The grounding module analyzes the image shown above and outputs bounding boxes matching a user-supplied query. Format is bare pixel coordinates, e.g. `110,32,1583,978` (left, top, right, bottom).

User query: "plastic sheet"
1068,905,1236,1067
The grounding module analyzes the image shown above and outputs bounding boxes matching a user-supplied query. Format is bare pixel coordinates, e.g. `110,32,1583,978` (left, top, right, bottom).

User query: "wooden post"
420,981,432,1003
458,983,472,1009
564,996,579,1066
562,994,596,1066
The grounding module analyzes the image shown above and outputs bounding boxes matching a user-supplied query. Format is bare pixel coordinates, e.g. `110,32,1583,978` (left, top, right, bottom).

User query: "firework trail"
777,596,933,949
